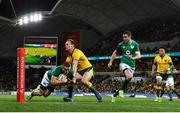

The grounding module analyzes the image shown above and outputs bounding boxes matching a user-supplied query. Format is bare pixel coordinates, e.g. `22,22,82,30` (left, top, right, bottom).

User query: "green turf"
0,95,180,112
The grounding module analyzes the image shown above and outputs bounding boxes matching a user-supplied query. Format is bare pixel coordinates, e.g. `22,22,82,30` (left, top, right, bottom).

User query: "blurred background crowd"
0,18,180,95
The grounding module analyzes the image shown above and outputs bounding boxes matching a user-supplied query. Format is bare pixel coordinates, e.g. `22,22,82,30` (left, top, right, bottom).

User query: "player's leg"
153,89,158,101
167,86,173,101
130,87,136,97
111,64,134,102
113,63,134,98
26,71,50,101
81,68,102,102
43,85,55,97
155,75,163,102
111,69,133,102
121,69,133,95
63,85,74,102
26,85,46,101
159,81,165,102
64,73,82,102
170,85,180,99
168,77,180,99
159,75,169,100
164,77,172,101
172,89,180,99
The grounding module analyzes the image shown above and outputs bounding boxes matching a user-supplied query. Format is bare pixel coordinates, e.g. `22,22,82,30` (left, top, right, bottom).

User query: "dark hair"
159,46,166,50
66,39,76,47
123,30,131,37
62,62,71,68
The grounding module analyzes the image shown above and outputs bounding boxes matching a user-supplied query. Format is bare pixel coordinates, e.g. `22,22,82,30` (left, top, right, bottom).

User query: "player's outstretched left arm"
172,68,178,74
167,68,178,75
167,58,177,74
108,50,118,68
167,63,178,74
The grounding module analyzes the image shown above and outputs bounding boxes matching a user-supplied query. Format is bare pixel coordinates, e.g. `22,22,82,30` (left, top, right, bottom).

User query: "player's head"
123,31,131,43
65,39,76,51
159,47,166,56
62,62,71,75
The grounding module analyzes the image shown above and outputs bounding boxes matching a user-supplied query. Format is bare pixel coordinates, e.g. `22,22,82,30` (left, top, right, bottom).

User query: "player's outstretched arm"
168,62,178,74
172,69,178,74
167,68,177,74
50,75,67,85
108,50,117,68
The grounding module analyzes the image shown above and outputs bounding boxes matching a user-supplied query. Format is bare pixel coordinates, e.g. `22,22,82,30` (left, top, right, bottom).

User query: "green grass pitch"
0,95,180,112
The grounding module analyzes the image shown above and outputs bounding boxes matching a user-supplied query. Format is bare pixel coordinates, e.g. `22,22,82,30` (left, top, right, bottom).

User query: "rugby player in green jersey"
108,31,141,102
26,62,74,101
165,65,179,101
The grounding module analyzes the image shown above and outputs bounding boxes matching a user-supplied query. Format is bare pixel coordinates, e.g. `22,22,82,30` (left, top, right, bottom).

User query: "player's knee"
127,77,132,81
124,70,133,80
156,82,161,85
43,91,51,97
165,86,169,91
38,89,45,96
156,79,162,85
32,89,41,96
38,92,43,96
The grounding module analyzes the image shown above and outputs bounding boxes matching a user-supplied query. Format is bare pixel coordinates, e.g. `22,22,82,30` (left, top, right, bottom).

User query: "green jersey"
167,65,176,78
116,39,140,68
47,66,74,80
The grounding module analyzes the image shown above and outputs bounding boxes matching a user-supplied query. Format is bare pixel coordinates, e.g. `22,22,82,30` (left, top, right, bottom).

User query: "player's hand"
172,69,178,74
62,78,67,83
73,78,76,83
167,71,171,74
108,62,112,68
67,80,74,84
127,55,134,60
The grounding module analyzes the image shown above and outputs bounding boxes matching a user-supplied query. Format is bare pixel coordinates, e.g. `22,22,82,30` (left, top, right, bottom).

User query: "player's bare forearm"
72,60,78,75
51,76,67,85
131,52,141,60
72,60,78,82
108,50,117,68
51,79,65,85
109,50,117,63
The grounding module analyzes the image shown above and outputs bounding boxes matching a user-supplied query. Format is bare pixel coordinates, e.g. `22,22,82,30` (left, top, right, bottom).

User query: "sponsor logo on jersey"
131,45,134,49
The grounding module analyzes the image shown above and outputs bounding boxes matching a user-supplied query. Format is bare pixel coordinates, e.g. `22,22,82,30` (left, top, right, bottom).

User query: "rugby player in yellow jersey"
151,47,179,102
63,39,102,102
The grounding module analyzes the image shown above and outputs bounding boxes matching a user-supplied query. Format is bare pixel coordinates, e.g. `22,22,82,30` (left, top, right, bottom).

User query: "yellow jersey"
66,48,92,71
153,54,172,74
